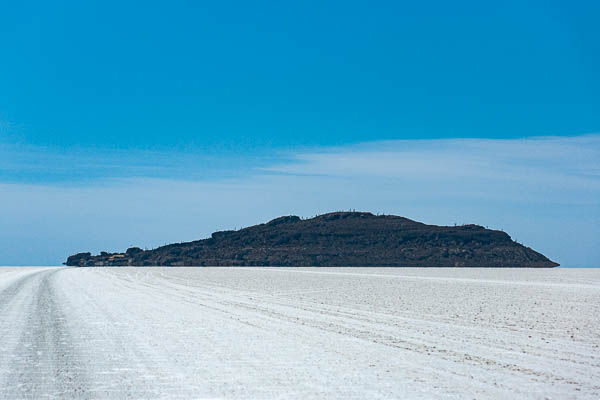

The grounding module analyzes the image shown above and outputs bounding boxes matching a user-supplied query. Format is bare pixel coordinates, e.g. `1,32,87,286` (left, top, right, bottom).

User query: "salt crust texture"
0,267,598,399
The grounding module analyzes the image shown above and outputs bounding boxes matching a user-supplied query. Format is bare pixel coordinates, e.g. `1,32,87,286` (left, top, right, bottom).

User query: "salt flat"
0,267,599,399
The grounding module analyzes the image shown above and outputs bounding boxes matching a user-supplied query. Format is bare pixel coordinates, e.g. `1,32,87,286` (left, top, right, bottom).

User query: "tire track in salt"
0,268,89,400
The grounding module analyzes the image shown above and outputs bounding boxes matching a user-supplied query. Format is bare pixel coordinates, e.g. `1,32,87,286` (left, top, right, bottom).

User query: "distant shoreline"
65,212,559,268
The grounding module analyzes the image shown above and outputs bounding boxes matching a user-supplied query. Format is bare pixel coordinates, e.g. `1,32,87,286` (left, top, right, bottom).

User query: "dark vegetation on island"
65,212,559,268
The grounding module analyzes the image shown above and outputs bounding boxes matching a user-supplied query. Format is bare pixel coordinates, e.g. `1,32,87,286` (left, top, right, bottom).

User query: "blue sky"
1,1,599,266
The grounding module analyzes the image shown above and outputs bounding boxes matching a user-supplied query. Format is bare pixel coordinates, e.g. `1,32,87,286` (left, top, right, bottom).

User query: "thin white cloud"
0,135,598,267
267,135,600,192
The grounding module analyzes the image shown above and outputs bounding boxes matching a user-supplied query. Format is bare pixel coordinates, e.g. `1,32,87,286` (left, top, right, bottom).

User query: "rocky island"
65,212,558,267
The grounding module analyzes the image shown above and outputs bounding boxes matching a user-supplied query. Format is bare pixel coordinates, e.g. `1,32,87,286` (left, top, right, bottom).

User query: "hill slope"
65,212,558,267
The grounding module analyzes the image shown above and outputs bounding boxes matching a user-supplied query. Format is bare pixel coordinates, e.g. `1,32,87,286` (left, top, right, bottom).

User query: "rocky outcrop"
65,212,559,267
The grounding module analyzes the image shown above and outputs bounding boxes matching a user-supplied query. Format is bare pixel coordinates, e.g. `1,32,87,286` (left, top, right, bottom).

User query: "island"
65,212,558,267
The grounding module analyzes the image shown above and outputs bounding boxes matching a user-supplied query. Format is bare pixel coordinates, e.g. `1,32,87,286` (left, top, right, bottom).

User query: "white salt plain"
0,266,599,399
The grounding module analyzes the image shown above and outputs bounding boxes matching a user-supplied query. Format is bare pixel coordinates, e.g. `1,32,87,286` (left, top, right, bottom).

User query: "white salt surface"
0,266,599,399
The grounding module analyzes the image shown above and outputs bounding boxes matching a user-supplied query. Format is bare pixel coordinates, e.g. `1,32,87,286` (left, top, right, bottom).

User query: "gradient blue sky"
1,1,599,266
